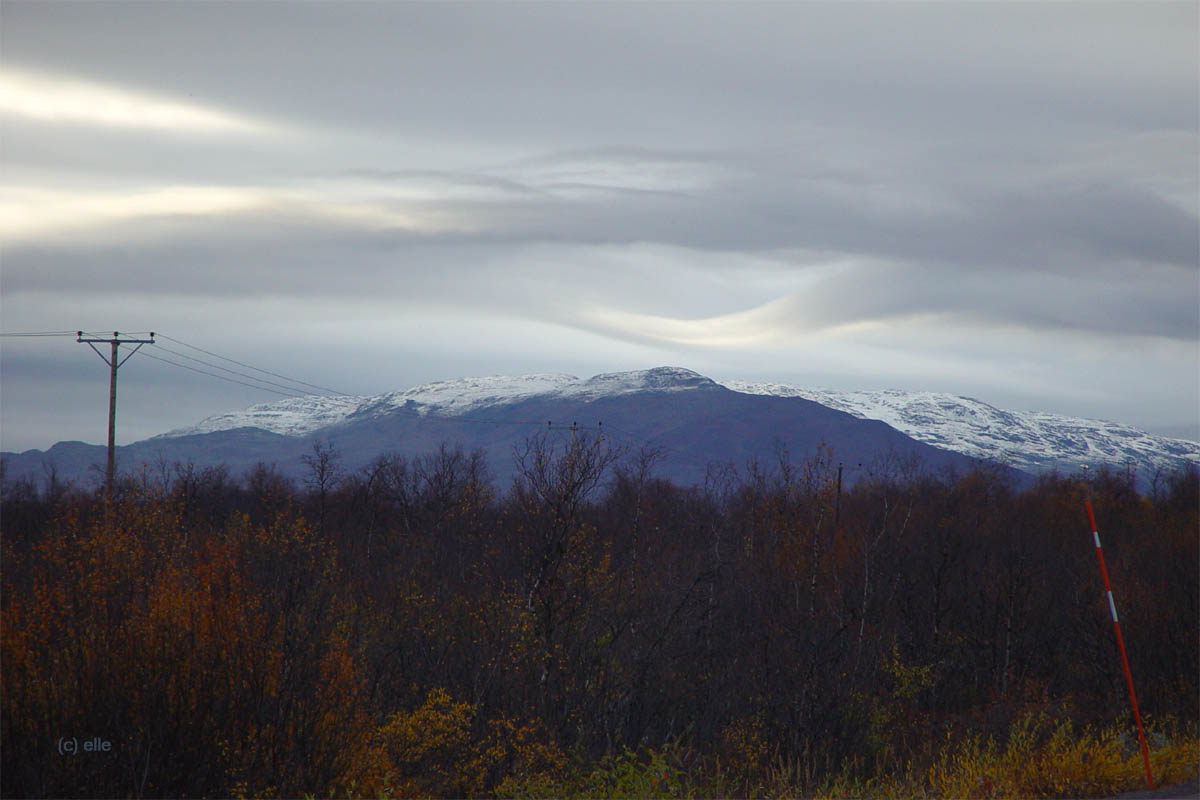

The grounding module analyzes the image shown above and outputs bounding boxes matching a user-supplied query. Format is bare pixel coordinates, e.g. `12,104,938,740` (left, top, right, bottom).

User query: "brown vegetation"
2,437,1197,797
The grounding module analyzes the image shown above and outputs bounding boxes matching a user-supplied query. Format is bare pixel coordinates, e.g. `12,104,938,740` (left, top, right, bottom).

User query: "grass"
815,712,1199,800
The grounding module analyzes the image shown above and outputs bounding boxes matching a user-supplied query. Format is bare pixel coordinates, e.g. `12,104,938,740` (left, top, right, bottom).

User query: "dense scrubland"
2,437,1197,798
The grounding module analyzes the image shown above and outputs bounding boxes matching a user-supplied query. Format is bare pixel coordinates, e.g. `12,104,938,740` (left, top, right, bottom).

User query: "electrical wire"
7,328,634,440
151,342,330,397
155,333,349,396
598,421,684,460
139,351,306,398
67,331,561,421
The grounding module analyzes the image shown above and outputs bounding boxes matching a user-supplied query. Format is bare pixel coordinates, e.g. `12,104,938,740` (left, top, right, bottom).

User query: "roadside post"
1085,500,1154,790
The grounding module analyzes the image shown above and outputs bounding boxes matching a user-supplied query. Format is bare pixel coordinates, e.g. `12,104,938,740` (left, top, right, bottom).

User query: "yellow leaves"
486,716,567,794
351,691,572,799
367,687,475,797
382,687,472,762
919,711,1200,799
884,643,934,703
540,747,684,800
5,464,1194,798
1148,725,1200,789
722,715,769,787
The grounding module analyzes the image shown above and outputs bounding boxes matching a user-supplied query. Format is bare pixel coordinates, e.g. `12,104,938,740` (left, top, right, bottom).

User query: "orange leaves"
350,689,569,799
1,491,370,798
4,454,1197,798
371,687,474,795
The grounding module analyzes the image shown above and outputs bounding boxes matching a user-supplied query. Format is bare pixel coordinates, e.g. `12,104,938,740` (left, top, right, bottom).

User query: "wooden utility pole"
77,331,155,499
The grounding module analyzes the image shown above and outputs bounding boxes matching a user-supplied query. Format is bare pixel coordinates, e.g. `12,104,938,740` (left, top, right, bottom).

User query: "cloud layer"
2,1,1197,452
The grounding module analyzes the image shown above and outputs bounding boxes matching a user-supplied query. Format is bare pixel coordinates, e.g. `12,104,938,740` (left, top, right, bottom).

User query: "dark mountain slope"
3,373,1018,491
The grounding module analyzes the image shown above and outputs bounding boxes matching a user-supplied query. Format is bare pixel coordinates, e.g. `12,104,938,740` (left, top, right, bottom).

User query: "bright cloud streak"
0,183,475,241
580,296,801,348
0,70,271,134
0,2,1194,451
0,185,271,239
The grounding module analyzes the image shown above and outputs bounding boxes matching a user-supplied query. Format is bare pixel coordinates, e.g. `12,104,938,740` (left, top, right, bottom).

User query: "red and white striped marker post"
1085,500,1154,789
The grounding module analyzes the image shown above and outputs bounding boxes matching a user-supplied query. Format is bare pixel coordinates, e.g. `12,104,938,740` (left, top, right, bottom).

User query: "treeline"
2,438,1197,798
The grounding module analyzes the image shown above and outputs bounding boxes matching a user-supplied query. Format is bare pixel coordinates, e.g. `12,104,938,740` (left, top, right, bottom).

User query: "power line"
139,351,306,398
151,342,328,397
11,327,640,444
3,328,322,401
155,333,349,396
598,421,688,462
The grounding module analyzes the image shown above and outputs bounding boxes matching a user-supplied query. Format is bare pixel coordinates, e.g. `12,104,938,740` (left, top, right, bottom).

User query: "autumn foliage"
1,439,1196,797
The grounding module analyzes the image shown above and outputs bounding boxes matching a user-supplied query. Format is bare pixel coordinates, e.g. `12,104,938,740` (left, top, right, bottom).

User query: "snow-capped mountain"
159,368,722,437
9,367,1194,490
157,394,367,438
155,374,582,438
16,366,986,489
153,368,1199,479
720,381,1199,477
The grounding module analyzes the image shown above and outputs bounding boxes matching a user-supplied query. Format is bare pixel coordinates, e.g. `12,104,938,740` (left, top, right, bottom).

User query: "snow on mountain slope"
157,394,366,438
355,373,581,419
159,368,714,437
720,381,1200,475
559,367,719,399
158,367,1197,478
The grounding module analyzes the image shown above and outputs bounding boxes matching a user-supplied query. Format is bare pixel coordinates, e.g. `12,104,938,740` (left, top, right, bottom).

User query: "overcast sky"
2,1,1197,453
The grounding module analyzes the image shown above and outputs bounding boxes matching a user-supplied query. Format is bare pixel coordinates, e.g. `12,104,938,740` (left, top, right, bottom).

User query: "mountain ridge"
5,367,1195,490
152,367,1197,478
720,380,1199,477
2,367,993,490
156,367,721,438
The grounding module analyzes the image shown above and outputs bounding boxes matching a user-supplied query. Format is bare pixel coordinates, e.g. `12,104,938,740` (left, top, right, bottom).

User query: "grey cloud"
5,3,1193,148
1,1,1196,449
5,137,1195,345
791,262,1200,342
358,148,1199,276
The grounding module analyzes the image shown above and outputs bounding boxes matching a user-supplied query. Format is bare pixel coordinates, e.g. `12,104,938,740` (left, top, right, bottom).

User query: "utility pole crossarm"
76,332,156,344
77,331,155,499
546,420,605,445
